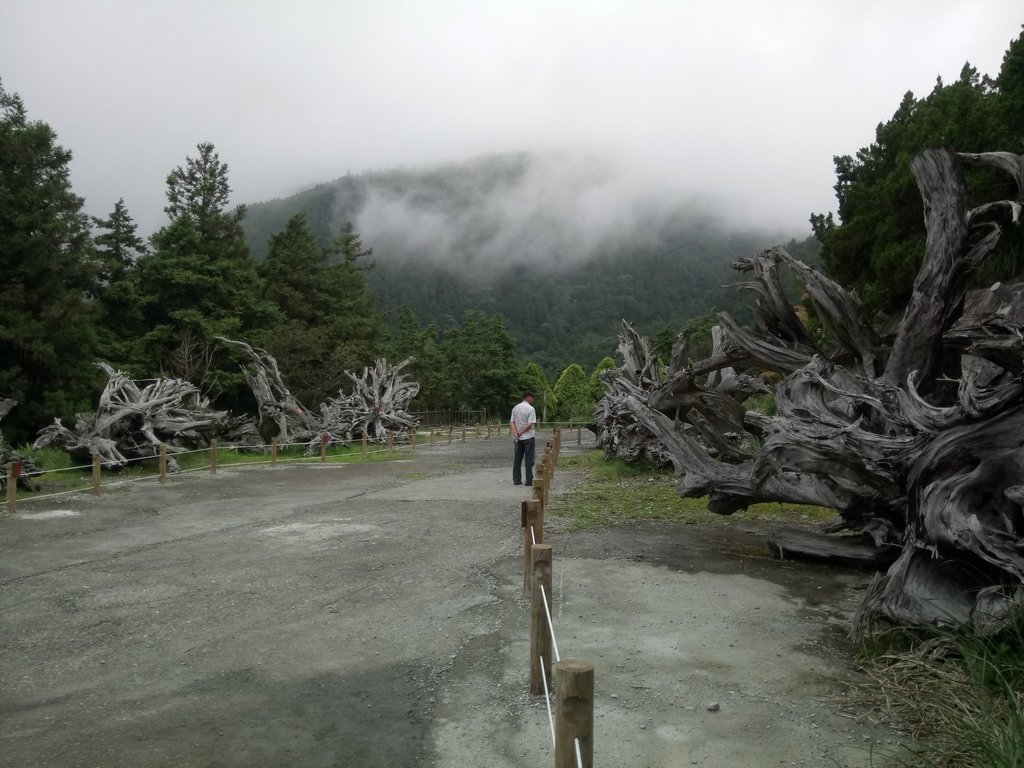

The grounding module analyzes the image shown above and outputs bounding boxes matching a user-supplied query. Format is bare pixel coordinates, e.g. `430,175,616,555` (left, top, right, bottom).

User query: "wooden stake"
210,440,218,475
6,463,17,514
158,444,168,484
555,660,594,768
461,425,467,442
321,433,329,462
270,436,278,465
530,543,553,696
522,499,542,593
361,431,368,456
387,431,394,450
410,430,417,450
91,452,101,496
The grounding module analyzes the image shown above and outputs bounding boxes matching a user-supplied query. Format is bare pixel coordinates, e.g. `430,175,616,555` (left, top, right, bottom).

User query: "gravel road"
0,431,899,767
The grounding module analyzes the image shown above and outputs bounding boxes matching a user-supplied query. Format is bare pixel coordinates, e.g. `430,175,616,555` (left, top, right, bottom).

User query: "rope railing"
520,428,593,768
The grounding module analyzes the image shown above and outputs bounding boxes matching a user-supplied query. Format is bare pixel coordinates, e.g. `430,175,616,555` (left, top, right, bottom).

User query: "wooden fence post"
410,430,417,450
430,429,436,446
475,423,481,439
91,452,101,496
158,444,168,484
387,431,394,450
270,436,278,465
530,543,553,696
6,462,18,514
555,660,594,768
321,433,329,462
448,425,453,444
361,432,368,456
210,439,218,475
461,425,467,442
522,499,543,593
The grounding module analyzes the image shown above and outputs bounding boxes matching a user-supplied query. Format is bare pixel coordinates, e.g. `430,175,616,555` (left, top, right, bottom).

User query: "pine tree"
320,222,386,377
91,199,148,369
0,82,100,442
137,143,278,399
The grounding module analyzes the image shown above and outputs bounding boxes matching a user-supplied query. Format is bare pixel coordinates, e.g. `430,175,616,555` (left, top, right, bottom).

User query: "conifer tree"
137,143,278,399
91,199,147,368
0,82,99,441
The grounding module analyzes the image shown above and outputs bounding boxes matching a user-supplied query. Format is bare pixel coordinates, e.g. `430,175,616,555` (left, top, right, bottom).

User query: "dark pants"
513,437,535,485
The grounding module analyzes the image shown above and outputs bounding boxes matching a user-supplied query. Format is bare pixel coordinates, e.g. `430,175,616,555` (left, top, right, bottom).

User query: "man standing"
509,390,537,486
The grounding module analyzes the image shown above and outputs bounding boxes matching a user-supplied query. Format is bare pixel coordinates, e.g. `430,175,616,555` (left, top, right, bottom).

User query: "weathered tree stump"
597,148,1024,634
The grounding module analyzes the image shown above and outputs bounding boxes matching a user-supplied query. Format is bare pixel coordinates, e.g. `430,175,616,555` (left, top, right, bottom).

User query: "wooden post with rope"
158,444,167,484
530,543,553,696
555,660,594,767
522,499,543,593
91,452,101,496
6,462,18,514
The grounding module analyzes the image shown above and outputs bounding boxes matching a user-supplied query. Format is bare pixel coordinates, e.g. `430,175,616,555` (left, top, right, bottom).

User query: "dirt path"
0,433,898,767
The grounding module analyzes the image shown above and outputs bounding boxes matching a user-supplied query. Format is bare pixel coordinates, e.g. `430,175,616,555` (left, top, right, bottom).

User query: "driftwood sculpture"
320,358,420,442
598,148,1024,634
221,338,420,448
33,363,227,472
594,323,767,467
219,337,320,447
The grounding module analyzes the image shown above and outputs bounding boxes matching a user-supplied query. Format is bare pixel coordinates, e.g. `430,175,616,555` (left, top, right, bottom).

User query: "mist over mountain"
242,152,812,373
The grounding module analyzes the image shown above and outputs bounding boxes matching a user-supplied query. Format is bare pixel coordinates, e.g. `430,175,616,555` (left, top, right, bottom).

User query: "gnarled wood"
33,364,228,472
598,148,1024,634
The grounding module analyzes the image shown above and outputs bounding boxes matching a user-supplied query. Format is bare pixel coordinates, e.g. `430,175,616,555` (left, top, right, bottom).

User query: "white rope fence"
523,430,591,768
531,527,585,768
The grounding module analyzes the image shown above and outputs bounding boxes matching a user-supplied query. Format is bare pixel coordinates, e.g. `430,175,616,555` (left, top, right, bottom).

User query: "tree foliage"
0,82,100,442
552,363,594,422
135,143,278,400
813,27,1024,316
520,361,556,421
442,309,519,414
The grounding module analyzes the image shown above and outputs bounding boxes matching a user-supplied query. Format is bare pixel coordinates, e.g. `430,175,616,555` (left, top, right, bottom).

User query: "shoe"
513,481,522,485
525,482,532,487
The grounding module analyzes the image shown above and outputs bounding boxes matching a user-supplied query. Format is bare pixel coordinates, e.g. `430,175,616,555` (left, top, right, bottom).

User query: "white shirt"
510,400,537,441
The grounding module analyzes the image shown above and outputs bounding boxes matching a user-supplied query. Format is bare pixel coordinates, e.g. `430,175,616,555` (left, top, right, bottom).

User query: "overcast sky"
2,1,1021,238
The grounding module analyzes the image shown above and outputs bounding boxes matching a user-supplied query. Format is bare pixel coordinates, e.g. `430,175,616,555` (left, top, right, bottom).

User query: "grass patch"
855,615,1024,767
549,449,835,530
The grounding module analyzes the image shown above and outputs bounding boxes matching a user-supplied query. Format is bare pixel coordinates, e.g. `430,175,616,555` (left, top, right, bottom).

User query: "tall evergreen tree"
91,199,147,368
320,222,386,378
136,143,278,399
0,82,100,442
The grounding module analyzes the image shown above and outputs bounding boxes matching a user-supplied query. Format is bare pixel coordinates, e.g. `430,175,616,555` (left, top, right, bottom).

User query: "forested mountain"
242,153,806,373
